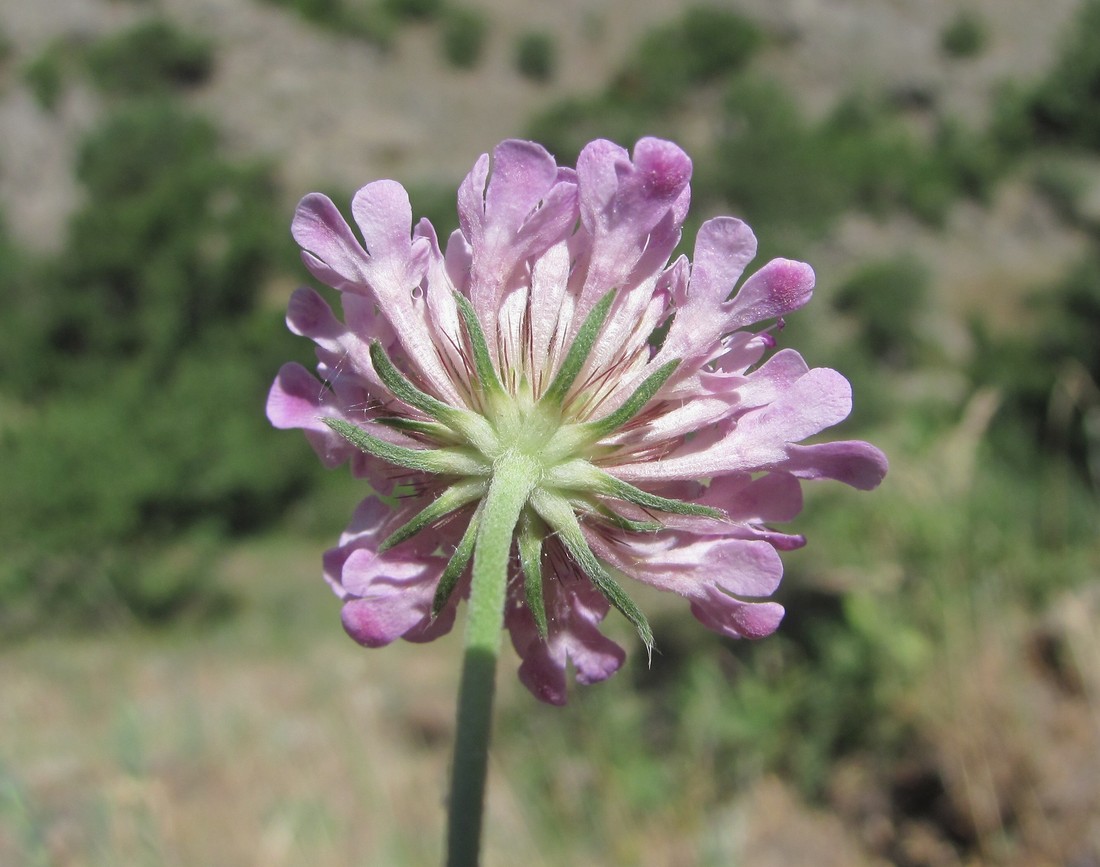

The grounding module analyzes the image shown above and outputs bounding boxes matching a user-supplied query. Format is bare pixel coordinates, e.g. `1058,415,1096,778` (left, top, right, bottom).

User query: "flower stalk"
446,452,538,867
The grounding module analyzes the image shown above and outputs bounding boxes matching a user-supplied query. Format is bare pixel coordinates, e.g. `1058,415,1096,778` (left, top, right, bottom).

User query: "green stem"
445,451,538,867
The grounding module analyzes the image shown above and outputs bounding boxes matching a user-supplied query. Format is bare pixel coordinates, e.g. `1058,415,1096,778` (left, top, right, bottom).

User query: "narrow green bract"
320,288,710,652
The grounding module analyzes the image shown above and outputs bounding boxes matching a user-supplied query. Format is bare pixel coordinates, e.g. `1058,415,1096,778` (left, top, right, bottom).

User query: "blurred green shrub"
22,40,71,111
381,0,442,20
1014,0,1100,150
85,19,214,95
939,10,987,59
528,95,657,168
259,0,397,46
825,257,933,427
833,257,930,369
613,5,762,108
406,180,461,238
533,14,996,232
1031,158,1091,226
0,24,13,68
440,5,487,69
529,7,762,164
709,83,1003,233
515,31,555,83
972,248,1100,484
0,95,314,631
43,101,280,381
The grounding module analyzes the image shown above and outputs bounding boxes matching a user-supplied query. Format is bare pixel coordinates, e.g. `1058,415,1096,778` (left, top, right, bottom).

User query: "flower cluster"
267,137,887,705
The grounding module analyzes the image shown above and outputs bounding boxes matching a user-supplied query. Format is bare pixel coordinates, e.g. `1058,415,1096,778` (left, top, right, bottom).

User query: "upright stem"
445,451,537,867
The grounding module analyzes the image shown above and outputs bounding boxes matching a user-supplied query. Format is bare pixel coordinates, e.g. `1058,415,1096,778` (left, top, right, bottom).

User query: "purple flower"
268,138,887,705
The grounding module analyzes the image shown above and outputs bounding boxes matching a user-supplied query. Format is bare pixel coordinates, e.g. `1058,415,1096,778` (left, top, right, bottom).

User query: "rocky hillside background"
2,2,1099,866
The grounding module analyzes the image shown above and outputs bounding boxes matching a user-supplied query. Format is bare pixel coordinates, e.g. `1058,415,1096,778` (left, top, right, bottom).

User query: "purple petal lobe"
728,258,815,329
784,441,890,490
292,193,370,286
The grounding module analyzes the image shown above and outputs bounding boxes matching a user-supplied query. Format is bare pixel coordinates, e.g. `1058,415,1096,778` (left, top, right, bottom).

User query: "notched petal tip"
291,193,371,286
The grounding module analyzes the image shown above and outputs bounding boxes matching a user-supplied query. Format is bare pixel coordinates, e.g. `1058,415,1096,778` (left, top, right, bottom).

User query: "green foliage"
939,10,987,59
0,92,313,630
22,40,71,111
496,420,1096,849
823,257,933,427
258,0,397,46
84,19,214,95
613,5,762,108
529,6,763,163
532,9,1008,238
988,82,1036,155
22,19,217,110
1020,0,1100,150
498,592,921,833
833,257,931,368
708,83,1004,233
527,95,656,169
440,5,487,70
1031,158,1091,225
514,31,555,83
972,248,1100,482
381,0,442,20
8,101,282,391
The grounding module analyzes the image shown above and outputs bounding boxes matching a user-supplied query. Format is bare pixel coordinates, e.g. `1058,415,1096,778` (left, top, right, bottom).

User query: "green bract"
324,290,716,649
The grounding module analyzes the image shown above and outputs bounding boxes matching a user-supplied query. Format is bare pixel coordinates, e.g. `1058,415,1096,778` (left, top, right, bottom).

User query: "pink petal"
735,349,811,410
483,140,561,239
459,141,578,339
292,193,371,287
351,180,418,264
507,569,625,705
726,258,815,330
707,472,804,523
326,499,465,647
738,367,854,446
443,228,473,295
690,589,785,639
528,241,572,371
267,364,357,470
575,138,692,312
611,366,856,483
657,217,758,364
591,531,784,601
783,441,890,490
286,286,343,341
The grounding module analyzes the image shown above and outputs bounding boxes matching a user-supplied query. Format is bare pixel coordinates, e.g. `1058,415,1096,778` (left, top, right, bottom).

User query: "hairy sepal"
540,289,616,406
379,478,488,552
545,459,724,519
517,510,549,641
369,340,498,454
432,504,482,617
546,358,681,457
323,417,490,476
453,292,505,396
529,489,654,656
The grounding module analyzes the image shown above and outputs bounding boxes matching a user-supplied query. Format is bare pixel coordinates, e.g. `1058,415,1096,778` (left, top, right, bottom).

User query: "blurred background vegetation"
1,0,1098,865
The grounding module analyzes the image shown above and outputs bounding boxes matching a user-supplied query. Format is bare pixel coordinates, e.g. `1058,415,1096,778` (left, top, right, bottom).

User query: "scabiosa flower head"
268,137,887,705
